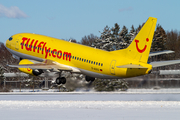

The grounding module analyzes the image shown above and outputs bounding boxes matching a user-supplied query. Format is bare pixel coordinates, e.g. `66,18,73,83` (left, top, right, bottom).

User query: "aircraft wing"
8,59,73,72
149,50,174,57
116,64,148,69
149,60,180,67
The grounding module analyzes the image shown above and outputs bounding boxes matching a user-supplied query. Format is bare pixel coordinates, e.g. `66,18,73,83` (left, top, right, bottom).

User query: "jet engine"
85,76,95,82
18,59,43,76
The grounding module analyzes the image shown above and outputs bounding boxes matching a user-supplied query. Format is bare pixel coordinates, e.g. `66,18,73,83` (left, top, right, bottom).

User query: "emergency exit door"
110,60,116,75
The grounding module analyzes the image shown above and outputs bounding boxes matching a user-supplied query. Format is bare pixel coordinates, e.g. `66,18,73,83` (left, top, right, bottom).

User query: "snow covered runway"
0,92,180,120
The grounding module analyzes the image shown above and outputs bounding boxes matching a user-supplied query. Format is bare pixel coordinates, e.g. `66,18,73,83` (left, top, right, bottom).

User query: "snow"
1,93,180,101
1,91,180,120
0,101,180,120
11,88,180,93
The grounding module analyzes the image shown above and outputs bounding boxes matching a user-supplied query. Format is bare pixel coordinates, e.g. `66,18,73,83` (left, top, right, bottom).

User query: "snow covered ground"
0,101,180,120
0,90,180,120
11,88,180,93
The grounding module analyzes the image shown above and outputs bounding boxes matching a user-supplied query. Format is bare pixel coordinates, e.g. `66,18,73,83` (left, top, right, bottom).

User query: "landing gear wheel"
56,77,62,85
56,77,66,85
61,77,66,84
85,76,95,82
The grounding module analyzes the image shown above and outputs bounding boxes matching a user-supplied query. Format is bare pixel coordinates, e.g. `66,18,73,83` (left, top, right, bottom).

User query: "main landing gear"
85,76,95,82
55,73,95,85
55,72,66,85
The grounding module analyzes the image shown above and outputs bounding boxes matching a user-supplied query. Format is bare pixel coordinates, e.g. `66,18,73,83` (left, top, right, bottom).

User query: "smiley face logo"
135,38,149,53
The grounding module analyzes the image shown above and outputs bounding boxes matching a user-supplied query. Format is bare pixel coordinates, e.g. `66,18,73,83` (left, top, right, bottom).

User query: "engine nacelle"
85,76,95,82
18,59,43,76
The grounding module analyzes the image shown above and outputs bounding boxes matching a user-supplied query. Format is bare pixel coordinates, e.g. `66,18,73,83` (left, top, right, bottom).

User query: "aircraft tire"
85,76,95,82
60,77,66,84
56,77,62,85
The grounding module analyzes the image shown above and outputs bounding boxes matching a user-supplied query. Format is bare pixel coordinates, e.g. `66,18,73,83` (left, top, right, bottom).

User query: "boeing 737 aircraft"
5,17,180,84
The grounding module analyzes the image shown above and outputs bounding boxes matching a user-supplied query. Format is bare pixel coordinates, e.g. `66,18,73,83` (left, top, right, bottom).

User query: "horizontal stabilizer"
116,64,148,69
149,50,174,57
149,60,180,67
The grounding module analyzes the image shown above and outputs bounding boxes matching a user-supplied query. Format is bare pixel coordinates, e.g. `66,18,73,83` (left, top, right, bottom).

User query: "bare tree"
81,34,97,46
166,30,180,59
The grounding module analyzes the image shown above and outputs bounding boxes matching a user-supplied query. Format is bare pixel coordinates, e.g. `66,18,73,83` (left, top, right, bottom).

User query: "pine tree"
151,24,167,52
111,23,120,38
166,30,180,59
92,24,129,51
92,25,113,51
118,25,129,49
128,25,137,45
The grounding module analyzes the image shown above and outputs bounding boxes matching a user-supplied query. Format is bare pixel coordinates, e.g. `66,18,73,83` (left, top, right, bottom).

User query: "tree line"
79,23,180,62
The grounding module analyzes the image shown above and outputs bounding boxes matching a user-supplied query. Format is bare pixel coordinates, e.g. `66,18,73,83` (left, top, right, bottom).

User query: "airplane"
5,17,180,85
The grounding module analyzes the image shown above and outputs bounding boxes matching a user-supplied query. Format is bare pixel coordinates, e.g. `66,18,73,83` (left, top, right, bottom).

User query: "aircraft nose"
5,36,13,48
5,39,9,48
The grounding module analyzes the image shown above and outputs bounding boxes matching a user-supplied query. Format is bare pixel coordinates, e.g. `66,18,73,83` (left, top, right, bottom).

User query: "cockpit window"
9,37,13,41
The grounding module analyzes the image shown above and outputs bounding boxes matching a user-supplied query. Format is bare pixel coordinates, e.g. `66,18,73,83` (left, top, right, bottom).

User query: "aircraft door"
15,35,22,50
110,60,116,75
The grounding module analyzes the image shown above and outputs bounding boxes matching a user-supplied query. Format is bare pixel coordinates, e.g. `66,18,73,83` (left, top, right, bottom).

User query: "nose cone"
5,39,8,47
5,39,8,48
5,36,13,48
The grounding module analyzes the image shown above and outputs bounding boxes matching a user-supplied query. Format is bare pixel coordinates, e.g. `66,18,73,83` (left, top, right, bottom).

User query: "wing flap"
8,59,72,71
116,64,148,69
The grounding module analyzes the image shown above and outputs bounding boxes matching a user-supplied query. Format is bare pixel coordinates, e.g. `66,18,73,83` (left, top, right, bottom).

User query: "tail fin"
116,17,157,63
126,17,157,63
